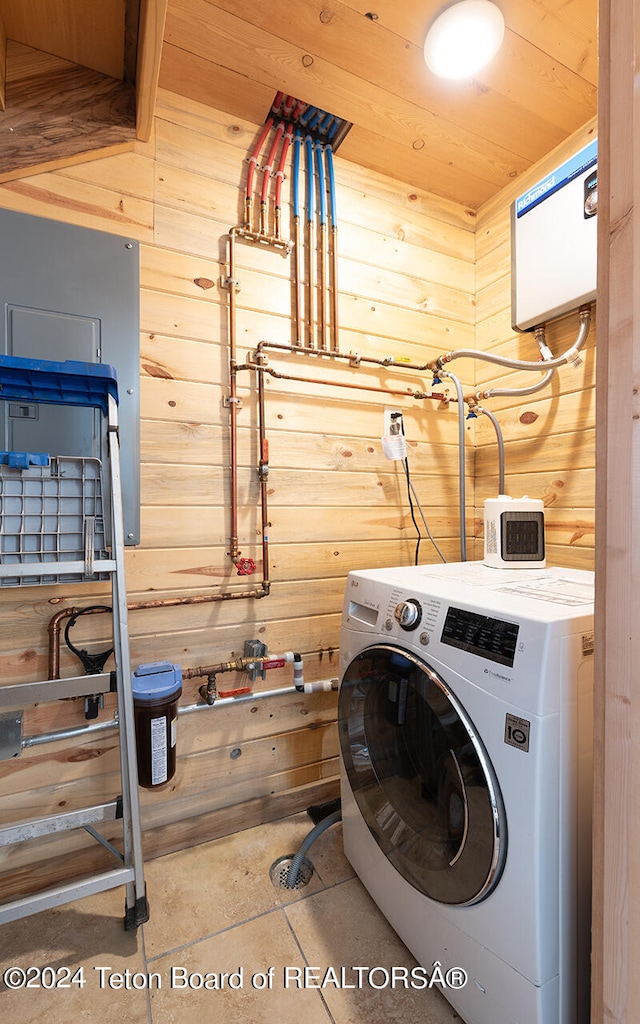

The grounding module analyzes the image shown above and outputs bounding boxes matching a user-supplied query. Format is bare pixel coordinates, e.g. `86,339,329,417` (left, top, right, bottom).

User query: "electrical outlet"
383,406,403,437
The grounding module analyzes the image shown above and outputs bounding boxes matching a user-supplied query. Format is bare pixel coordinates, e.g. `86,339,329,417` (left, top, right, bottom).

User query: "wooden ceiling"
158,0,598,210
0,0,598,209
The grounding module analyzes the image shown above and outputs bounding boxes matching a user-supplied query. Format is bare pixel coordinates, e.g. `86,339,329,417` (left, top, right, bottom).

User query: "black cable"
391,413,421,565
404,455,421,565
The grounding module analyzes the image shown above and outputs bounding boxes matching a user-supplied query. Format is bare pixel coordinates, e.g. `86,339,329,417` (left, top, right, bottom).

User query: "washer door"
339,644,507,906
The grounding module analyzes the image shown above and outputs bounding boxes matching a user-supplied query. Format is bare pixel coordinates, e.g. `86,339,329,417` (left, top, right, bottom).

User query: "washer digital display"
441,607,520,668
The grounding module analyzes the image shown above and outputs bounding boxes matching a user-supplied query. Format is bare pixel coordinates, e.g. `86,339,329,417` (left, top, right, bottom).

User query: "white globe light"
424,0,505,80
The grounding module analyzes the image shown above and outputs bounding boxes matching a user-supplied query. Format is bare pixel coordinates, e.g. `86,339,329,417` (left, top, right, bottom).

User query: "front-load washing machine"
338,561,594,1024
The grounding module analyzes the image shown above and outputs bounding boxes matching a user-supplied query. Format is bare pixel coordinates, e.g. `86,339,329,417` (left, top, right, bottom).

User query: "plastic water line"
260,122,285,236
274,124,293,240
244,117,274,230
298,105,318,128
285,808,342,888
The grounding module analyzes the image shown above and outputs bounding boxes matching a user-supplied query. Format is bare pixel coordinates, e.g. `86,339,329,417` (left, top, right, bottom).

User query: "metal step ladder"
0,355,149,931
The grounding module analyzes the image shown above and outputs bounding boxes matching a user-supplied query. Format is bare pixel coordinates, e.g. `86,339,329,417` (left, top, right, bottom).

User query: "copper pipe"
254,339,439,374
48,605,90,679
228,228,241,562
233,226,292,253
305,136,316,347
325,145,339,352
48,587,270,680
246,362,444,401
330,225,339,352
318,220,327,350
293,216,303,345
292,130,304,346
257,362,271,590
315,140,328,351
307,214,316,348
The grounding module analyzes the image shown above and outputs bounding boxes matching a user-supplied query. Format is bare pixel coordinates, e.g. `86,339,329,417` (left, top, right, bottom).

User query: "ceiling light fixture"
424,0,505,80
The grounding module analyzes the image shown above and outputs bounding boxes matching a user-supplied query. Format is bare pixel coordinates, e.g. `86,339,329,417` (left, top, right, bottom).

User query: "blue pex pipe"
325,145,337,226
305,135,315,222
298,105,317,128
315,141,327,225
292,129,302,219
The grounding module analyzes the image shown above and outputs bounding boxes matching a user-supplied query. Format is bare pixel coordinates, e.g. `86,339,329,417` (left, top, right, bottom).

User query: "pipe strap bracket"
220,275,241,292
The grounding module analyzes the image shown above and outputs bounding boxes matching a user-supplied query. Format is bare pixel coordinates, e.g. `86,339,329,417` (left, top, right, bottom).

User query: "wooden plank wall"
0,89,476,897
473,117,598,570
592,0,640,1017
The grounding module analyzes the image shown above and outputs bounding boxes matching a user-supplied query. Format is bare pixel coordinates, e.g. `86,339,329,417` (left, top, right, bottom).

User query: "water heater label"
515,140,597,218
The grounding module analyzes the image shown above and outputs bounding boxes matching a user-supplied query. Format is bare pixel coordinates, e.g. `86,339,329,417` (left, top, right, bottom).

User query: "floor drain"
269,855,314,891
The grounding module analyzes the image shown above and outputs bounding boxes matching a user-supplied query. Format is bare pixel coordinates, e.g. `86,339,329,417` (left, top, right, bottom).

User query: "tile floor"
0,812,459,1023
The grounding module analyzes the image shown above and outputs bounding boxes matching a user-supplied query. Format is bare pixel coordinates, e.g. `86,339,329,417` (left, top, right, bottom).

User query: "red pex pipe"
260,121,285,234
245,117,274,229
274,124,294,238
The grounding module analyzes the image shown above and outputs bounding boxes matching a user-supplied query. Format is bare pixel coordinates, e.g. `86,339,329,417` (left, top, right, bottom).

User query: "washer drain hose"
285,809,342,888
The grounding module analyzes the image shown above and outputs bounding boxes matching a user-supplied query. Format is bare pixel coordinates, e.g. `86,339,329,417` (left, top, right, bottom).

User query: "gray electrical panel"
0,209,140,543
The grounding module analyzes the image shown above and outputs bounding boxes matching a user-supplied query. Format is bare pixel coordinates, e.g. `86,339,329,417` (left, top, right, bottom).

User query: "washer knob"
394,599,422,630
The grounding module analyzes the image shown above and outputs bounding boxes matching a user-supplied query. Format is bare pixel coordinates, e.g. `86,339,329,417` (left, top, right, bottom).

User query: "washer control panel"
394,599,422,630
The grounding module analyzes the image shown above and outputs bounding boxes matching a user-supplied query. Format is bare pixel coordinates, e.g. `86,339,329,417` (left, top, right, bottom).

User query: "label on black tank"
150,716,168,785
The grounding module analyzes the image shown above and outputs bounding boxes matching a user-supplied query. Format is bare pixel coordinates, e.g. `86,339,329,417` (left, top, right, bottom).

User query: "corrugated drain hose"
285,809,342,888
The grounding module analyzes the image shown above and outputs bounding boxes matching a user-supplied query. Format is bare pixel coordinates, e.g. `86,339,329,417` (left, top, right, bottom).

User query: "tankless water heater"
511,139,597,332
